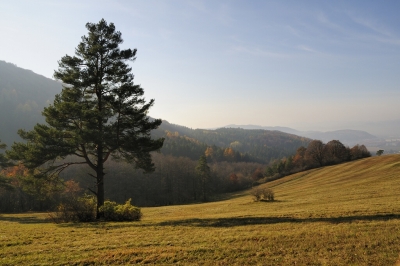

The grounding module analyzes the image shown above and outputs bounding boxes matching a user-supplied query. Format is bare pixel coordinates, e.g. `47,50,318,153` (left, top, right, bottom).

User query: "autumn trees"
304,139,369,168
305,140,325,167
323,140,349,165
265,139,371,179
305,139,350,167
0,140,13,190
6,19,163,218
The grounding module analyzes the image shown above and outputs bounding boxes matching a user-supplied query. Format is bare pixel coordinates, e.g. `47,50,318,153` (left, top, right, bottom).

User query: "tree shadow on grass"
155,213,400,228
0,215,50,224
58,213,400,229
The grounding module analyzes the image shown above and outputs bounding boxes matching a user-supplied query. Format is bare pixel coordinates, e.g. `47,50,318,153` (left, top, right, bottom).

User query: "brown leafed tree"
0,140,13,190
323,140,349,165
350,144,371,160
305,140,325,167
293,146,306,169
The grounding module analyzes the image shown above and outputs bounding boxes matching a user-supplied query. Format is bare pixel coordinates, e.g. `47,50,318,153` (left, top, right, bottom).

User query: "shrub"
100,200,118,221
251,187,263,201
74,196,97,222
100,199,142,221
250,187,274,202
50,197,141,223
49,195,96,223
262,188,274,201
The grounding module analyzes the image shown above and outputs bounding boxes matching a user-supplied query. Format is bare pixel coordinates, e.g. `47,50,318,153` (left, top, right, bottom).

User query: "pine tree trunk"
96,144,105,219
202,177,206,202
96,78,104,219
96,160,104,219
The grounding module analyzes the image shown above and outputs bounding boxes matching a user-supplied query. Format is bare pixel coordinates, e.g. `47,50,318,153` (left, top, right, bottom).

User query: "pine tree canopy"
7,19,164,216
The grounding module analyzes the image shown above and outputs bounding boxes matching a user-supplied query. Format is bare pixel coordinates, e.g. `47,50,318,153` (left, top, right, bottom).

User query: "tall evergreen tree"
196,155,211,201
7,19,164,218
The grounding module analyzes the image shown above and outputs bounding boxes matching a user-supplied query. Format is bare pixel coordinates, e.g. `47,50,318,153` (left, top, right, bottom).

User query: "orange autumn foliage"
223,148,235,158
2,164,29,177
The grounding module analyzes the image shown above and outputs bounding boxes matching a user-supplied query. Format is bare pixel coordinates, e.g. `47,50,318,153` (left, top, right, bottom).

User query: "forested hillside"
155,120,311,163
0,60,313,210
0,61,62,146
226,124,378,146
0,60,311,164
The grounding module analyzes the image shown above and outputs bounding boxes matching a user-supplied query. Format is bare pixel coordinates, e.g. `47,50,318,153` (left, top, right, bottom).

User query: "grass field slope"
1,155,400,265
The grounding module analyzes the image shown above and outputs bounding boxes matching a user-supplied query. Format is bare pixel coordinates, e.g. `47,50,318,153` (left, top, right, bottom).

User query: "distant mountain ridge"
155,120,311,163
0,60,386,160
224,124,377,146
0,60,311,163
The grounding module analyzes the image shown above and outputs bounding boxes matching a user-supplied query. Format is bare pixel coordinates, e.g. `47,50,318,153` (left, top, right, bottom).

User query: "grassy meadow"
1,154,400,265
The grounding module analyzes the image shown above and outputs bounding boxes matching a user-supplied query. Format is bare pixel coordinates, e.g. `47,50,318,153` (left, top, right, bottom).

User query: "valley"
1,154,399,265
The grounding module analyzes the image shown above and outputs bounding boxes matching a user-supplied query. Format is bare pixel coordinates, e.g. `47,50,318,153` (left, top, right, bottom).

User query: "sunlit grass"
1,155,400,265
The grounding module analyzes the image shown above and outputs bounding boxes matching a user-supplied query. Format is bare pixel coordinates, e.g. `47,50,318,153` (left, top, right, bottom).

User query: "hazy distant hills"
155,120,311,163
299,130,377,145
224,124,378,147
0,59,395,159
350,119,400,138
0,60,311,163
0,60,62,146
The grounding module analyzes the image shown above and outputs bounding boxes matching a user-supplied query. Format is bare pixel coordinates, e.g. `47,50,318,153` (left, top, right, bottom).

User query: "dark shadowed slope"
0,60,62,146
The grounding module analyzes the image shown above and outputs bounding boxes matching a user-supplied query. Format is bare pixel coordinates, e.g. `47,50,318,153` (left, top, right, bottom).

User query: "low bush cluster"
99,199,142,221
251,187,274,202
49,196,141,223
49,195,96,223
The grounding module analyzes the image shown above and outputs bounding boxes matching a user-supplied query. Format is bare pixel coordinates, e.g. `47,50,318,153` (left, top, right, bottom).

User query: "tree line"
265,139,371,179
0,19,373,221
157,127,311,164
0,152,265,212
0,137,371,213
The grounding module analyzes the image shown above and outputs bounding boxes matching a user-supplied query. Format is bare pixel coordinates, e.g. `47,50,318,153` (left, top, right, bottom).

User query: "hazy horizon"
1,1,399,132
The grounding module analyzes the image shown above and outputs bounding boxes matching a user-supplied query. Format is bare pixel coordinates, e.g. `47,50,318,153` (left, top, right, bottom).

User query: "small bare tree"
251,187,274,202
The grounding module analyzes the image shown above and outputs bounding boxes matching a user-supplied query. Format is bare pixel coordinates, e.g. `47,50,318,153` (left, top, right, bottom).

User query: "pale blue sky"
1,0,399,130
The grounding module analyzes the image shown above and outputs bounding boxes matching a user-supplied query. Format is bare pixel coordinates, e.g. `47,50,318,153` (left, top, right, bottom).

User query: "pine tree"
7,19,164,218
196,155,211,201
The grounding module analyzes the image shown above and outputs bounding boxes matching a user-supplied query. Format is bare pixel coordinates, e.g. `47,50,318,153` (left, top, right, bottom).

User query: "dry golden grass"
1,155,400,265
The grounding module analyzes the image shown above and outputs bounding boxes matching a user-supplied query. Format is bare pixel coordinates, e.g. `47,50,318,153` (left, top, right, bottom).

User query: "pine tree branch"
80,144,97,171
87,187,97,196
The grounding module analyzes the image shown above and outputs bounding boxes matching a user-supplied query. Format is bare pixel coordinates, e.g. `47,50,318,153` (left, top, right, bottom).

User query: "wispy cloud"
367,36,400,46
229,45,291,59
348,14,400,46
317,12,338,29
297,45,318,53
316,12,352,36
216,3,235,26
186,0,208,13
182,0,235,26
283,25,301,38
313,10,400,48
350,16,393,37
